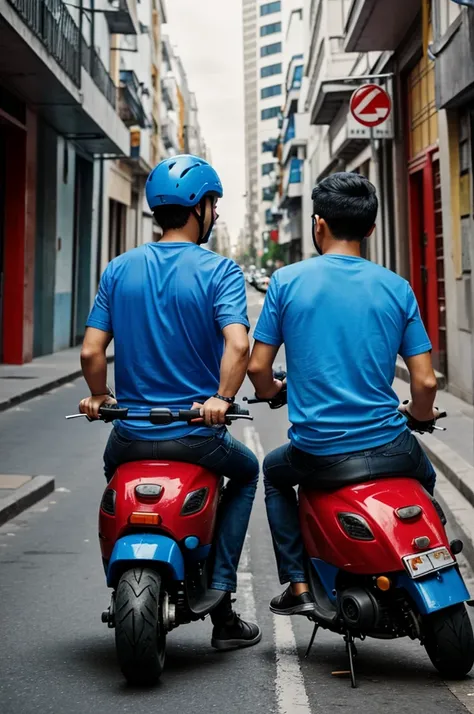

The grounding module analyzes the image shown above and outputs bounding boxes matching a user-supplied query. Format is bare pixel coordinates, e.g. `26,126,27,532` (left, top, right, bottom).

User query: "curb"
418,433,474,509
0,476,55,527
0,355,114,414
435,472,474,576
395,357,446,390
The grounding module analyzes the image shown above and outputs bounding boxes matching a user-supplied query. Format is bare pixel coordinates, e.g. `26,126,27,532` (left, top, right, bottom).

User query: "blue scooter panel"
399,565,470,615
107,534,185,588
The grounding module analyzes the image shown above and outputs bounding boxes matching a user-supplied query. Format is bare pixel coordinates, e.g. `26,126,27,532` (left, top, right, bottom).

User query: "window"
261,162,274,176
260,21,281,36
291,65,304,89
261,42,282,57
262,138,278,153
261,106,280,120
262,187,275,202
261,63,282,78
283,114,295,144
261,84,282,99
260,1,281,16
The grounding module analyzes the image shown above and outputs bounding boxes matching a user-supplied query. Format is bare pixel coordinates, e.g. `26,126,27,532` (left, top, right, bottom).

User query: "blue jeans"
263,429,437,585
104,428,259,592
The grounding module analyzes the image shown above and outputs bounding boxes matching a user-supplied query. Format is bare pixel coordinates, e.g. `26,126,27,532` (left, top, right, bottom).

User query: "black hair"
153,204,192,232
311,172,378,241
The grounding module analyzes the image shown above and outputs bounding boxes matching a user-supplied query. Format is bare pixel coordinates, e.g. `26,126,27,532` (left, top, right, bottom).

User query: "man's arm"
195,324,249,426
402,352,438,422
399,284,437,422
248,341,282,398
79,327,115,419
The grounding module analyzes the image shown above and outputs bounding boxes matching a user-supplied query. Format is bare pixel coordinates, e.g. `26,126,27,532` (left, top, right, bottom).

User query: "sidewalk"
0,345,114,413
0,345,114,526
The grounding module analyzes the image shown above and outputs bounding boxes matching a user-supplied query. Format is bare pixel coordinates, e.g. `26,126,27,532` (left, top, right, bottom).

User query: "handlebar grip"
99,405,129,422
178,409,202,421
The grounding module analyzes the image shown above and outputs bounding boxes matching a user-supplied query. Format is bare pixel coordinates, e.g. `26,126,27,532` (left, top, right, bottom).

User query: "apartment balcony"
306,36,359,126
162,76,177,112
119,70,147,128
345,0,419,52
1,0,128,155
281,113,308,167
279,158,303,209
103,0,139,36
161,116,179,152
283,56,304,119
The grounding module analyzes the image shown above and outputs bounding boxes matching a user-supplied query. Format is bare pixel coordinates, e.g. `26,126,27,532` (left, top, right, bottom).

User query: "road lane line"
244,425,312,714
273,615,312,714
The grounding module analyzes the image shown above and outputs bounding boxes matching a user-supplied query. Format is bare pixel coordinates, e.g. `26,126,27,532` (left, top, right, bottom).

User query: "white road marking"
243,425,312,714
55,487,71,493
274,616,312,714
237,535,257,622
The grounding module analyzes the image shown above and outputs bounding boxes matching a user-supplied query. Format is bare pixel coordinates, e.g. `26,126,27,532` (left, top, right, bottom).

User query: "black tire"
114,568,166,685
423,603,474,678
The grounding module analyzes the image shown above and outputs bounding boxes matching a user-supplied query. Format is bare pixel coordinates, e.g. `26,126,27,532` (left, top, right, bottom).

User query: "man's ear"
316,216,327,235
366,224,376,238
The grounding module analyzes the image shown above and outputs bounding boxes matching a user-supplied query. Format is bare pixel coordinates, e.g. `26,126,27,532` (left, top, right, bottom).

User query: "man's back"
87,242,248,440
254,255,431,455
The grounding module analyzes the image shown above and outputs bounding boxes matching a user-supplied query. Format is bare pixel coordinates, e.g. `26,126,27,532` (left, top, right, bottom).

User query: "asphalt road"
0,288,473,714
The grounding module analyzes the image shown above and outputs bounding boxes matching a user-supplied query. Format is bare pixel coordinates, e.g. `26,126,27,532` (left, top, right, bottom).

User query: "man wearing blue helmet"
79,154,261,650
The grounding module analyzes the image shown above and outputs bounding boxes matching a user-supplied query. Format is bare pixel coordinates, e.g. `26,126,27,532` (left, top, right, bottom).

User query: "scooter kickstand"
344,632,357,689
304,621,319,659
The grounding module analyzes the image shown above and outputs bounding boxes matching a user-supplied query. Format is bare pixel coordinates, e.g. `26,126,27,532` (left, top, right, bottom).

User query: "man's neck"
159,230,196,244
324,240,362,258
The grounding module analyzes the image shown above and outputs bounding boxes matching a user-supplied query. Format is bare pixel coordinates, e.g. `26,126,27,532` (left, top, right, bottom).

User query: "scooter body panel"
300,478,448,574
107,533,185,588
99,460,221,563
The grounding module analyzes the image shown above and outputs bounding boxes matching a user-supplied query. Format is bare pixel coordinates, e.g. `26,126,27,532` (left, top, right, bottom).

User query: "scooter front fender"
399,565,470,615
107,534,185,588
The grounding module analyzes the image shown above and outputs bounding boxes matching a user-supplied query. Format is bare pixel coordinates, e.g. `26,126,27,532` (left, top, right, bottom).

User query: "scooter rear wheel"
115,567,166,685
423,603,474,679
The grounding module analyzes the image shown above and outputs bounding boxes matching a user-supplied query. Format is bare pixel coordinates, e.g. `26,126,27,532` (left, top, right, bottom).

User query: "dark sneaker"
211,612,262,651
270,587,316,616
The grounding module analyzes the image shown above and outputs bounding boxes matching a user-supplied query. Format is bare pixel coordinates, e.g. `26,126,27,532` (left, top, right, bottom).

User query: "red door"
408,151,446,375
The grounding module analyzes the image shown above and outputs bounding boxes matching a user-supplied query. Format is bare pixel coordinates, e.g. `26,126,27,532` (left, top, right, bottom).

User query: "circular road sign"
349,84,392,128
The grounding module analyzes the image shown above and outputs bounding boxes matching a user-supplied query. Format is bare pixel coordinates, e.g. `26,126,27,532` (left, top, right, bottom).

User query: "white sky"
164,1,246,244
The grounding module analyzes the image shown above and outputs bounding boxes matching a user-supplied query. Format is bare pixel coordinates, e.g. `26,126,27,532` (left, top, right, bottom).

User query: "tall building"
243,1,284,262
242,0,259,260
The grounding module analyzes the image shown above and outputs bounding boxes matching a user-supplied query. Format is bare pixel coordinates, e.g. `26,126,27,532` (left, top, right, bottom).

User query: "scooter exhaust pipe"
340,588,379,631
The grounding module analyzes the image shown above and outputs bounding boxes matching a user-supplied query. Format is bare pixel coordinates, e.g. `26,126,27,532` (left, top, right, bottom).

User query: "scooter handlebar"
65,403,253,424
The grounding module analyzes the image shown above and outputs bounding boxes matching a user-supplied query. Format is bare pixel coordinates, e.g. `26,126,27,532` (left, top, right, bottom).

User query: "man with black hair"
79,155,261,649
248,172,438,616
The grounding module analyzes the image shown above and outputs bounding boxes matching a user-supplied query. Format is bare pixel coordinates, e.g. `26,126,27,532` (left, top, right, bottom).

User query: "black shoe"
270,587,316,616
211,610,262,651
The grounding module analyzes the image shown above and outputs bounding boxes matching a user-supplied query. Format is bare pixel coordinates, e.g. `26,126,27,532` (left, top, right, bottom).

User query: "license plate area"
403,546,454,579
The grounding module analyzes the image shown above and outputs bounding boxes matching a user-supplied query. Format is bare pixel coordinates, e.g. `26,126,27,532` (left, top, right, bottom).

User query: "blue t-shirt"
254,255,432,455
86,242,249,440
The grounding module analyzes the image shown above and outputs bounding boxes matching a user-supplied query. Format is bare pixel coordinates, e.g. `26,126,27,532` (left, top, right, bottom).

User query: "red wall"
2,108,37,364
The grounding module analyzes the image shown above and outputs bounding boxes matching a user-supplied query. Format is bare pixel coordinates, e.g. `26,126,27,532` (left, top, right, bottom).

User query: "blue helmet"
146,154,223,210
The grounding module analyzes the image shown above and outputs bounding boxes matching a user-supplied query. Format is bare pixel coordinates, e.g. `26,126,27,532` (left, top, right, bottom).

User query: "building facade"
0,0,206,364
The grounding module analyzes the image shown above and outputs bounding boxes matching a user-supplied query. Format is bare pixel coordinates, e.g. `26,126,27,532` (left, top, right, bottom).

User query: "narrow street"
0,288,472,713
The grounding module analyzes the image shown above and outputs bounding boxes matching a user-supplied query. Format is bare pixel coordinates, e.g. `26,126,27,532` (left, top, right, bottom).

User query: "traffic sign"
349,84,392,128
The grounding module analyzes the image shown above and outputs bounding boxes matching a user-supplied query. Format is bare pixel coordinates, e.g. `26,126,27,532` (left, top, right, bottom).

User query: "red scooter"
66,403,252,685
246,382,474,687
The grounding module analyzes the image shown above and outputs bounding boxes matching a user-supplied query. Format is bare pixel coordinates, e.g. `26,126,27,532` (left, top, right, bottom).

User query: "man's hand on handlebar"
255,378,285,401
398,400,440,423
79,394,117,420
191,397,231,427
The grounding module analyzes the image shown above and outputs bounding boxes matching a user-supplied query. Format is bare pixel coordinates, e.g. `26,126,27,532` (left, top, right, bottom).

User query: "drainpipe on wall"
96,157,104,286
